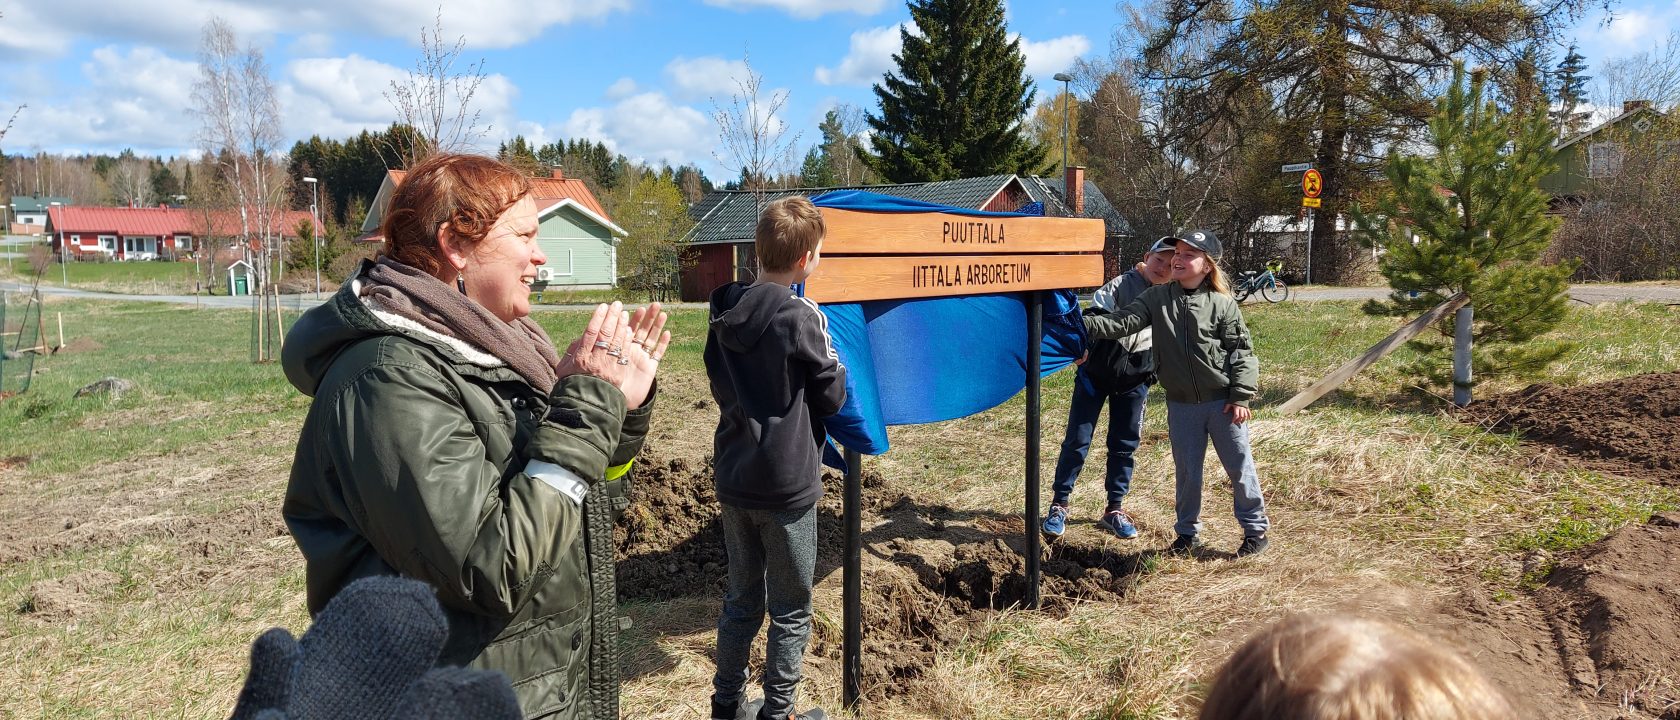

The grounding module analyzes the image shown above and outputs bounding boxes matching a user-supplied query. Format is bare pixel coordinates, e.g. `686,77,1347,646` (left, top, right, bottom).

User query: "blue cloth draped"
806,191,1089,464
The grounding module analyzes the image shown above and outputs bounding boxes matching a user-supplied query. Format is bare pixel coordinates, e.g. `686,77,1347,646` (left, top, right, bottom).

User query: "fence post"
1453,305,1473,407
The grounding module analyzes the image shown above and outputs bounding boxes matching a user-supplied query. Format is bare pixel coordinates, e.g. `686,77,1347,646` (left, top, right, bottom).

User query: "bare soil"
616,453,1149,696
1463,370,1680,481
1541,513,1680,717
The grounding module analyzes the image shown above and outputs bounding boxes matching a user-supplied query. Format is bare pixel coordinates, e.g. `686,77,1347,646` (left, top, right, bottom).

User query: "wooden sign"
818,208,1103,255
803,254,1103,303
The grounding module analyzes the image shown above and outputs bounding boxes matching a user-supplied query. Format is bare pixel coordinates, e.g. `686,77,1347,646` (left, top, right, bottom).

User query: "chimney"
1064,165,1086,216
551,168,566,180
1624,99,1652,114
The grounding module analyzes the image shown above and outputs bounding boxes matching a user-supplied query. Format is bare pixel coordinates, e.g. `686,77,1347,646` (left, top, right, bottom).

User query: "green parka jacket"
280,267,651,719
1083,280,1259,407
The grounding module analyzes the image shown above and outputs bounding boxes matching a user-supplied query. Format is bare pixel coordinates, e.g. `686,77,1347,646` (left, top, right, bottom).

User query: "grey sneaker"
758,708,825,720
1167,534,1202,556
1237,534,1269,557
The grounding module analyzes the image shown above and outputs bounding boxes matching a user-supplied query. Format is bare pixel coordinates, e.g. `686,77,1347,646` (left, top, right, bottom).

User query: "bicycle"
1234,267,1290,303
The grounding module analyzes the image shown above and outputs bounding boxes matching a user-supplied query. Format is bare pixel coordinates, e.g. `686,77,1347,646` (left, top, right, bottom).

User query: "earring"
456,274,467,294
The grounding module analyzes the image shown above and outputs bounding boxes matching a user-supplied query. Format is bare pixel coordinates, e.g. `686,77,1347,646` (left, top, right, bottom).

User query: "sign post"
1300,169,1324,285
806,206,1104,712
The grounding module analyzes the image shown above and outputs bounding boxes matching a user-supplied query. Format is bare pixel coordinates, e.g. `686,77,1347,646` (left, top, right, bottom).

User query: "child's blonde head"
1200,614,1517,720
755,196,826,273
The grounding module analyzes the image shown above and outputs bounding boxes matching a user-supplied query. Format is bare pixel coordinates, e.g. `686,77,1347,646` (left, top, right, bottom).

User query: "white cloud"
2,0,632,59
560,92,714,168
279,54,519,151
5,46,201,152
1603,10,1660,46
605,77,640,100
665,56,752,100
814,23,908,86
289,32,335,56
1018,34,1091,82
701,0,887,19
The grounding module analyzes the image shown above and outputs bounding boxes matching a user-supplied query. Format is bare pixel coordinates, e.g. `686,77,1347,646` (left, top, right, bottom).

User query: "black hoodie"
705,281,848,510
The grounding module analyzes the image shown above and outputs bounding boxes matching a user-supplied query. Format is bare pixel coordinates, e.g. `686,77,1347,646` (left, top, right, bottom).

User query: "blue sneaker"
1097,509,1139,539
1041,503,1069,538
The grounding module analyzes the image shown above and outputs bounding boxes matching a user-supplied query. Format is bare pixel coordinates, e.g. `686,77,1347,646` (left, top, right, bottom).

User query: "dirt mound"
615,455,899,601
1541,513,1680,715
1462,371,1680,481
17,569,120,619
616,454,1143,696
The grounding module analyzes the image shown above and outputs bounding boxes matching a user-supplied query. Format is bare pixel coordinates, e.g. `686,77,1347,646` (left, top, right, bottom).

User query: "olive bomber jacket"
1082,280,1260,407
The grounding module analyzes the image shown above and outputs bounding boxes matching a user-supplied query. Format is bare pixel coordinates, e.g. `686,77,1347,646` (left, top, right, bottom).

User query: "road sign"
1302,197,1322,208
1302,169,1324,198
1281,162,1314,173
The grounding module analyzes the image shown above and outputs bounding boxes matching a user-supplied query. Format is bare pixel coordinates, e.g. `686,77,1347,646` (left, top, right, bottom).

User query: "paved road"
4,281,1676,310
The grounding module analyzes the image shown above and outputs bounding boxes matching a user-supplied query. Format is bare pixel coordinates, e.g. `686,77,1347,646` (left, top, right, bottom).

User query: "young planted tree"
863,0,1046,182
712,54,801,200
1358,65,1574,387
386,9,491,167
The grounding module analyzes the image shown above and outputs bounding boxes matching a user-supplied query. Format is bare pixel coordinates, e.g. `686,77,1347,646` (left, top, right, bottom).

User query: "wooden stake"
57,312,64,350
1277,292,1469,415
1452,305,1473,407
273,285,285,354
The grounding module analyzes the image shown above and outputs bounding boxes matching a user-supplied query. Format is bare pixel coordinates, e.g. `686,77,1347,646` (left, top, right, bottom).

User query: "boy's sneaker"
714,697,761,719
1096,509,1139,539
758,708,826,720
1237,534,1269,557
1167,534,1202,556
1041,503,1070,538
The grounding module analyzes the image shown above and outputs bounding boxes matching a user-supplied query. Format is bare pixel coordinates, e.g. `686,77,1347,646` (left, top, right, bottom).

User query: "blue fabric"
808,191,1089,462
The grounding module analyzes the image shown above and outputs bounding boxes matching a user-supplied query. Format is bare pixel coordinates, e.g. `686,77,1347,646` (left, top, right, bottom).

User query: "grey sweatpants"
712,502,818,718
1166,399,1270,538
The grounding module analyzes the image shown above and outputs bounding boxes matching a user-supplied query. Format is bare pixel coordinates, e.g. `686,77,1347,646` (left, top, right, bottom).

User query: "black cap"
1168,229,1222,259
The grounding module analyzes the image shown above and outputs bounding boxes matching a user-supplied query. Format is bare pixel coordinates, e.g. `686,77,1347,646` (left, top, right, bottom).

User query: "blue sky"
0,0,1668,181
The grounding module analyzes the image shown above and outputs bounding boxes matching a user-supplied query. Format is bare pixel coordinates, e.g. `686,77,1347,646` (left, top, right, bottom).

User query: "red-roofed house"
360,168,626,289
46,206,314,261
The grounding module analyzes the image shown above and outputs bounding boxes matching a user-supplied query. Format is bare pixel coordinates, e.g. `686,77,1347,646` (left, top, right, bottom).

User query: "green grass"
3,295,1679,718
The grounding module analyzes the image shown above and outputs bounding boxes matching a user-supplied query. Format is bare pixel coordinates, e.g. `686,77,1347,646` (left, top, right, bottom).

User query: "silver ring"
650,353,662,362
616,357,630,365
592,340,610,349
606,348,622,357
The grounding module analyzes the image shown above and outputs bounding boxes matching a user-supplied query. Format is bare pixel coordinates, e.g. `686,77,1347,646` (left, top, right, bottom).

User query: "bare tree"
712,53,802,201
108,155,154,207
193,16,287,289
1595,33,1680,112
385,9,491,167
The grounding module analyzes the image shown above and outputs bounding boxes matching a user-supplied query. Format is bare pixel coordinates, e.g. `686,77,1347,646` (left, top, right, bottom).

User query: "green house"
361,169,626,289
1541,102,1669,201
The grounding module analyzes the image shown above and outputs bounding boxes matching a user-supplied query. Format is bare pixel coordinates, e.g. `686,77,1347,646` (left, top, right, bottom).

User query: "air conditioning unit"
535,267,554,282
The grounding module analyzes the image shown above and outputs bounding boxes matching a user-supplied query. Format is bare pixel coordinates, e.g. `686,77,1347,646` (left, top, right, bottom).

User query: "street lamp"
303,177,321,299
1,204,9,272
1052,72,1074,178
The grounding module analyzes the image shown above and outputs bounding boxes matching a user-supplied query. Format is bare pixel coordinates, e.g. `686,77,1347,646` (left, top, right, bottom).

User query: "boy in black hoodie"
705,196,847,720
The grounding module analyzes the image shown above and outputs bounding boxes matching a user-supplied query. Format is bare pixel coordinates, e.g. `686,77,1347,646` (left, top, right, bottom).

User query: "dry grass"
2,297,1676,719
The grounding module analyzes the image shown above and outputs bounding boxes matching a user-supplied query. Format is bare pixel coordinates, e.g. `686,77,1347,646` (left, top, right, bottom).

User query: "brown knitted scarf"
359,258,560,391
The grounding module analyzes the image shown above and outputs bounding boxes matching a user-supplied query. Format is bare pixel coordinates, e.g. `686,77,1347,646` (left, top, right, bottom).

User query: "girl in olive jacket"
1083,230,1271,558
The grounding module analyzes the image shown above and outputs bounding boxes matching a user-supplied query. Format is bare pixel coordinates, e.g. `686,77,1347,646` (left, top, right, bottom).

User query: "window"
175,235,193,250
734,244,758,283
70,235,81,245
1588,142,1623,178
550,249,574,276
98,235,117,252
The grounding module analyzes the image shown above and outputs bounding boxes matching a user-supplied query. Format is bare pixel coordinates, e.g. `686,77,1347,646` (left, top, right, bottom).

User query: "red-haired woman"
281,153,669,719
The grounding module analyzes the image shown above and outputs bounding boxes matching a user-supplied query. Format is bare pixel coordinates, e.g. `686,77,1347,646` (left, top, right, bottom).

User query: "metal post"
305,177,321,300
842,447,863,710
1025,292,1043,610
1453,305,1473,407
1305,208,1315,286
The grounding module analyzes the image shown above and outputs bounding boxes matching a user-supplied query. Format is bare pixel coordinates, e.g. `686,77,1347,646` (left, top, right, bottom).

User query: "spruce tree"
1357,65,1575,388
862,0,1047,182
1550,45,1592,138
